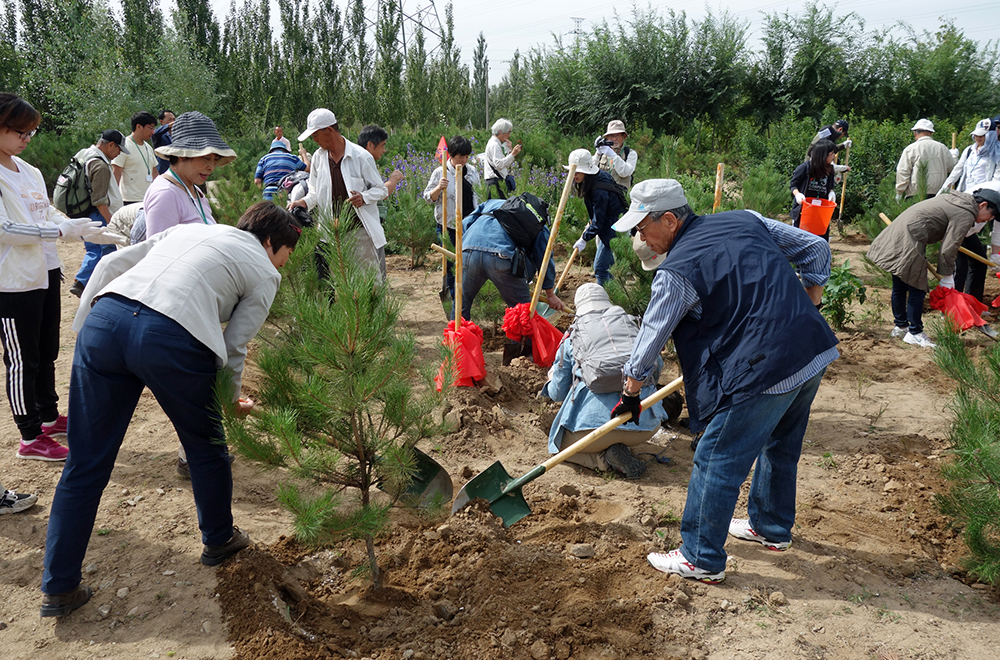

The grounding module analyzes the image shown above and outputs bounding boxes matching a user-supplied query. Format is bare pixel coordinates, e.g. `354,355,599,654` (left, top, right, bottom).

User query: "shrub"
821,259,867,330
740,159,789,218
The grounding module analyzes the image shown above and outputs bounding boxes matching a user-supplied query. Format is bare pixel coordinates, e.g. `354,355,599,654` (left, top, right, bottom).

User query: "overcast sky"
186,0,994,85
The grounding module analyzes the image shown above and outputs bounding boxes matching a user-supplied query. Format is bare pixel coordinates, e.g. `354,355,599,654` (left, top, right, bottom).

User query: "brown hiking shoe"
201,527,251,566
40,584,92,617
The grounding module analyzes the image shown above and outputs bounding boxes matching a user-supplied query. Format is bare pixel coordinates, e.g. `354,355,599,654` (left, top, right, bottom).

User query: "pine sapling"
220,207,448,588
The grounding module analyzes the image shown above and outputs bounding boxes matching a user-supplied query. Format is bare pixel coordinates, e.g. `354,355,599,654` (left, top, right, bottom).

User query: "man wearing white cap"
610,179,838,584
940,118,1000,195
593,120,637,190
896,119,955,201
289,108,388,279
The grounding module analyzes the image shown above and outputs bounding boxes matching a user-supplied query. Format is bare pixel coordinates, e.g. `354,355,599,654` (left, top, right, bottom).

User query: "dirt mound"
220,497,707,660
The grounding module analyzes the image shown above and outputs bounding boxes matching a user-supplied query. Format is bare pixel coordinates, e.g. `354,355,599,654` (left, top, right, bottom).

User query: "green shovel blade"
451,460,544,527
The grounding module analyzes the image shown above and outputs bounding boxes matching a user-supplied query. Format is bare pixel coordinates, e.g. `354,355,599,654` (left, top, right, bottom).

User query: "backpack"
570,306,639,393
53,151,95,218
492,192,549,250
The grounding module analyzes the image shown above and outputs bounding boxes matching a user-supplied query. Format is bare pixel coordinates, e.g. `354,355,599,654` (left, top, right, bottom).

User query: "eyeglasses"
16,129,37,140
635,214,660,235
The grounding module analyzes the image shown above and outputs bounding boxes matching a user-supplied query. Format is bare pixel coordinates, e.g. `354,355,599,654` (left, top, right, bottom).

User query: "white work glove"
841,138,853,148
938,275,955,289
596,145,616,159
85,230,129,246
990,253,1000,267
828,190,836,203
56,217,103,241
793,191,806,205
950,148,960,160
573,237,587,252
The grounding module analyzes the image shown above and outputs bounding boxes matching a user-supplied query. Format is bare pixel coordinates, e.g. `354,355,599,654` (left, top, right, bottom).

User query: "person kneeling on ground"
541,283,667,479
40,203,302,618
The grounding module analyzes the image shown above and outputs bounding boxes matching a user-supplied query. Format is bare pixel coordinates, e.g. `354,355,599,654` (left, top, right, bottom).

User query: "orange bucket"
799,197,836,235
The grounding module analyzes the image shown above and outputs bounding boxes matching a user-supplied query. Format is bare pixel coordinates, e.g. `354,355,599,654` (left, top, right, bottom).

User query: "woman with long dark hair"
789,139,845,240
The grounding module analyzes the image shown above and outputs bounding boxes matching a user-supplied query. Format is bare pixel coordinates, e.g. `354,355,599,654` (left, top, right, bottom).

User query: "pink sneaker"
41,415,68,438
18,433,69,461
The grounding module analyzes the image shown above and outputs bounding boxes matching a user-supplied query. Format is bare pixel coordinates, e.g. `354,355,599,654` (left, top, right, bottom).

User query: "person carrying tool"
541,284,667,479
459,198,564,321
424,136,479,303
611,179,839,584
868,188,1000,348
569,149,627,284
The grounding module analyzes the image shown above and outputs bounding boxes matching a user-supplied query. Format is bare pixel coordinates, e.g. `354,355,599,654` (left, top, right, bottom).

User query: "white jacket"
301,139,388,249
940,144,1000,194
0,157,65,292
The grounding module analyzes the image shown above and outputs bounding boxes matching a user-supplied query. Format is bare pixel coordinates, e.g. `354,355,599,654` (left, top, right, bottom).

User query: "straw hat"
154,112,236,166
575,283,612,315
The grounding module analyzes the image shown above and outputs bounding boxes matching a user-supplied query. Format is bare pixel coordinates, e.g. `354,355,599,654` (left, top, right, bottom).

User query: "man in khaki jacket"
867,190,999,348
895,119,955,201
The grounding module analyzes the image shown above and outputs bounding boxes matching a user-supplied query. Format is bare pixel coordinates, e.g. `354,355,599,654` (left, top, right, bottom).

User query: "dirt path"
1,236,998,660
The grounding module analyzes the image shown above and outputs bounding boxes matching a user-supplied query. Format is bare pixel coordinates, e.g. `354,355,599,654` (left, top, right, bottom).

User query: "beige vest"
596,151,631,189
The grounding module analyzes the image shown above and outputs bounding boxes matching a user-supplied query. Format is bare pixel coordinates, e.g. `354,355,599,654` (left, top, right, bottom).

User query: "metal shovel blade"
534,301,561,322
382,447,454,510
450,460,535,527
979,324,999,341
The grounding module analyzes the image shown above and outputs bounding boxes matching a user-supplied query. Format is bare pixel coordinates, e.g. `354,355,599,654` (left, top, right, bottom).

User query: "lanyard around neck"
130,135,151,175
167,167,208,224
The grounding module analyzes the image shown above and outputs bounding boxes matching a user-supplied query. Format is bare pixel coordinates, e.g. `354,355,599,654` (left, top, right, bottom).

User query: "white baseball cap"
971,118,991,137
613,179,688,232
910,118,935,133
298,108,337,141
564,148,599,175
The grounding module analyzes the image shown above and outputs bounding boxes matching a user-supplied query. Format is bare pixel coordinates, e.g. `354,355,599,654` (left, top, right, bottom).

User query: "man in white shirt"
593,120,638,190
112,111,158,204
289,108,388,280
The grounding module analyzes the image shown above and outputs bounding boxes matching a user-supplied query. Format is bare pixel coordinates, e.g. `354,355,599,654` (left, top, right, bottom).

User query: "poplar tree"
432,3,470,125
472,32,489,129
174,0,221,67
345,0,374,126
314,0,346,117
374,0,404,127
276,0,317,127
403,26,433,127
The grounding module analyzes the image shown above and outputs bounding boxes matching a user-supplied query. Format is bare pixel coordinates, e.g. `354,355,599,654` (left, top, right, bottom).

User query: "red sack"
434,320,486,390
929,286,988,332
502,304,563,368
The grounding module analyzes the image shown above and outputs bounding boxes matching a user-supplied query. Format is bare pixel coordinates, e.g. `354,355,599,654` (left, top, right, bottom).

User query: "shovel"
378,446,454,510
438,149,453,319
451,376,683,526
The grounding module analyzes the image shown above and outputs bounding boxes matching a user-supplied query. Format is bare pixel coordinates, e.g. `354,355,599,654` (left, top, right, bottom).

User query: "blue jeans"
42,295,234,595
461,249,531,321
679,369,825,573
890,274,926,334
74,210,116,285
594,236,615,285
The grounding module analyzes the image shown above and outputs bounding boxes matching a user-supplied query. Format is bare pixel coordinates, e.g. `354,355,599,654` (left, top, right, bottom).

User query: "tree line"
1,1,998,140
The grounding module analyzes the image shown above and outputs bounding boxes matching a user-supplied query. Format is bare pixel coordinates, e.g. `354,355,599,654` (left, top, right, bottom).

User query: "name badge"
146,174,153,182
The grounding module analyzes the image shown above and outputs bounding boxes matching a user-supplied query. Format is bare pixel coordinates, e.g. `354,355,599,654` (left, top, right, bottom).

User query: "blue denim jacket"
462,199,557,290
541,334,666,454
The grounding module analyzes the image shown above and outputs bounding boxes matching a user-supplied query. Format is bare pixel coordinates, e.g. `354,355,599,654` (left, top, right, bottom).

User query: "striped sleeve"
1,220,60,244
623,269,701,382
751,212,832,287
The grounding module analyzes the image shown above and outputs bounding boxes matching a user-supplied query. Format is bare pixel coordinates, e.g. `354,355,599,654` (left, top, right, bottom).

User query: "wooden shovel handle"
431,243,455,260
539,376,684,472
530,165,577,314
837,145,850,223
454,163,463,329
556,248,578,292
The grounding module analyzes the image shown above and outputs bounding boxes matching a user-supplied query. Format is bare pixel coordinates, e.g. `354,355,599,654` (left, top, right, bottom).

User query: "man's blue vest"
660,210,838,432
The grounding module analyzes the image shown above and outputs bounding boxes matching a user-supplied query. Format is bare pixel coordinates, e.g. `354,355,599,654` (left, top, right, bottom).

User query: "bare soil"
1,235,998,660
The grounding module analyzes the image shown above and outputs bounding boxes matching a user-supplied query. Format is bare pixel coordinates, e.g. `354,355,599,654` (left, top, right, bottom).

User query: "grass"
817,452,838,470
96,528,112,536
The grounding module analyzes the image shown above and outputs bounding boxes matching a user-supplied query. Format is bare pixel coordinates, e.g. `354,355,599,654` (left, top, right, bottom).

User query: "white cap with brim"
574,283,612,316
564,148,599,175
613,179,688,232
972,118,991,137
631,233,665,271
298,108,337,142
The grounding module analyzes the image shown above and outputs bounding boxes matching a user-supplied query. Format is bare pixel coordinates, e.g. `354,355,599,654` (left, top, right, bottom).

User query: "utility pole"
569,17,585,49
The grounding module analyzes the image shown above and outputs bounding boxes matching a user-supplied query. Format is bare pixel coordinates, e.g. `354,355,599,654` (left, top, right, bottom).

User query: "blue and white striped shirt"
624,213,839,394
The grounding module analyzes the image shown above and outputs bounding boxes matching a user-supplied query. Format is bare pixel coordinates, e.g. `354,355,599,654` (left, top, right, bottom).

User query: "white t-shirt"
0,161,60,270
112,135,157,202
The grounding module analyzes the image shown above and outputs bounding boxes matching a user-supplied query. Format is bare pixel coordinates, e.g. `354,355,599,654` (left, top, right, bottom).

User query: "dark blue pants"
42,295,233,595
954,234,987,303
437,225,456,300
890,274,927,334
74,210,116,285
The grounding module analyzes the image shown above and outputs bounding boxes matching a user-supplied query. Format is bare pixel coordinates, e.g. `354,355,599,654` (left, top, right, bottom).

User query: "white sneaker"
890,326,907,338
728,518,791,551
903,331,936,348
647,548,725,584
